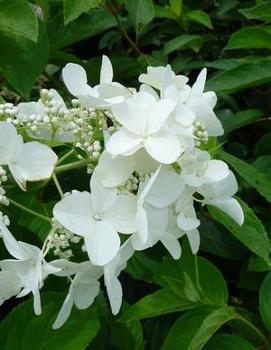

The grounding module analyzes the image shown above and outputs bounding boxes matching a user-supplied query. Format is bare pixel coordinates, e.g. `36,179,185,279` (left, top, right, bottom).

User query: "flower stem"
235,313,269,348
55,159,91,174
57,148,76,165
52,174,64,198
7,198,52,223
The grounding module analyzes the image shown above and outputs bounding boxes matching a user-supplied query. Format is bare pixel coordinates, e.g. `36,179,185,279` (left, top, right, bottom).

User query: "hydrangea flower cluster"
0,56,244,329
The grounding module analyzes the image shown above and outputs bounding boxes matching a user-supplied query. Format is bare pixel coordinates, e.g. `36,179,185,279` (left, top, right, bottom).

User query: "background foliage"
1,0,271,349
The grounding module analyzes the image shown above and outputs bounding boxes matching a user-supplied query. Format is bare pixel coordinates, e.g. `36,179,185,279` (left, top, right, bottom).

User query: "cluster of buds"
193,121,208,146
0,167,9,206
0,103,18,122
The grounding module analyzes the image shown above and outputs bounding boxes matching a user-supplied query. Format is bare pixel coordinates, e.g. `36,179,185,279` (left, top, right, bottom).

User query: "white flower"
62,55,131,108
178,149,229,187
53,171,137,266
0,221,59,315
0,122,58,190
52,261,102,329
199,171,244,225
106,92,180,164
0,270,22,306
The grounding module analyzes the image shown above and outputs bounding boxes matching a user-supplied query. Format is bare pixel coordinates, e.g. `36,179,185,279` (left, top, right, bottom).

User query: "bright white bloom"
0,270,22,305
52,261,102,329
53,172,137,266
178,149,229,187
0,221,59,314
0,122,58,190
62,55,131,108
199,171,244,225
106,92,181,164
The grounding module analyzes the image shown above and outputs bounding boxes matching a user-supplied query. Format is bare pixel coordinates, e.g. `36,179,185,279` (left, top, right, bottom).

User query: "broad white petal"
146,99,176,134
85,221,120,266
62,63,93,96
145,132,181,164
106,128,142,156
0,122,23,164
199,171,238,199
96,151,134,187
33,286,42,315
53,192,95,237
135,203,148,244
73,278,100,309
0,271,22,305
203,160,229,183
192,103,223,136
191,68,206,98
90,170,117,213
175,105,195,127
100,55,113,84
10,142,58,190
161,232,181,260
53,293,74,329
105,195,137,234
208,197,244,225
146,168,185,208
133,148,160,175
0,221,29,260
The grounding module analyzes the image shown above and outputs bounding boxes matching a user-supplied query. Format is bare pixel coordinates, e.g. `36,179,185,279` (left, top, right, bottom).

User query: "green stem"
57,148,76,165
55,159,91,174
235,314,269,348
52,174,64,198
7,198,51,223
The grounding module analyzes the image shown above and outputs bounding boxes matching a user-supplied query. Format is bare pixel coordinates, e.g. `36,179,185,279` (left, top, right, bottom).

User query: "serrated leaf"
226,27,271,50
164,34,203,54
63,0,103,25
0,0,38,42
0,292,100,349
126,0,154,38
206,58,271,93
186,10,213,29
0,21,48,99
240,3,271,23
208,199,271,263
220,150,271,203
162,306,235,350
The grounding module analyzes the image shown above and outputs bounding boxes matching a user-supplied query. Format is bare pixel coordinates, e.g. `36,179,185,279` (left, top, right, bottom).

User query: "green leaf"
126,0,155,38
208,199,271,263
0,292,100,349
0,21,48,99
259,272,271,332
48,9,116,50
169,0,182,17
162,306,235,350
63,0,103,25
0,0,38,42
220,150,271,203
226,27,271,50
119,289,197,322
240,3,271,23
255,133,271,156
186,10,213,29
248,256,271,272
206,58,271,93
205,333,255,350
164,35,203,54
221,109,262,134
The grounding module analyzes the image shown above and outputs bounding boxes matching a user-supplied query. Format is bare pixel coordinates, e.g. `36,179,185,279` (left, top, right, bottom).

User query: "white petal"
104,274,122,315
177,213,200,231
161,232,181,260
10,142,58,190
191,68,206,98
145,131,181,164
0,122,23,164
203,160,229,184
96,151,134,187
85,221,120,266
100,55,113,84
105,195,137,234
53,293,74,329
175,105,195,127
90,170,117,213
62,63,93,96
186,229,200,254
203,91,217,109
133,148,160,175
146,168,185,208
33,286,42,315
200,171,238,199
106,128,142,156
146,99,176,134
192,103,223,136
135,203,148,244
73,278,100,309
208,197,244,225
0,271,22,305
0,221,29,260
53,191,95,237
